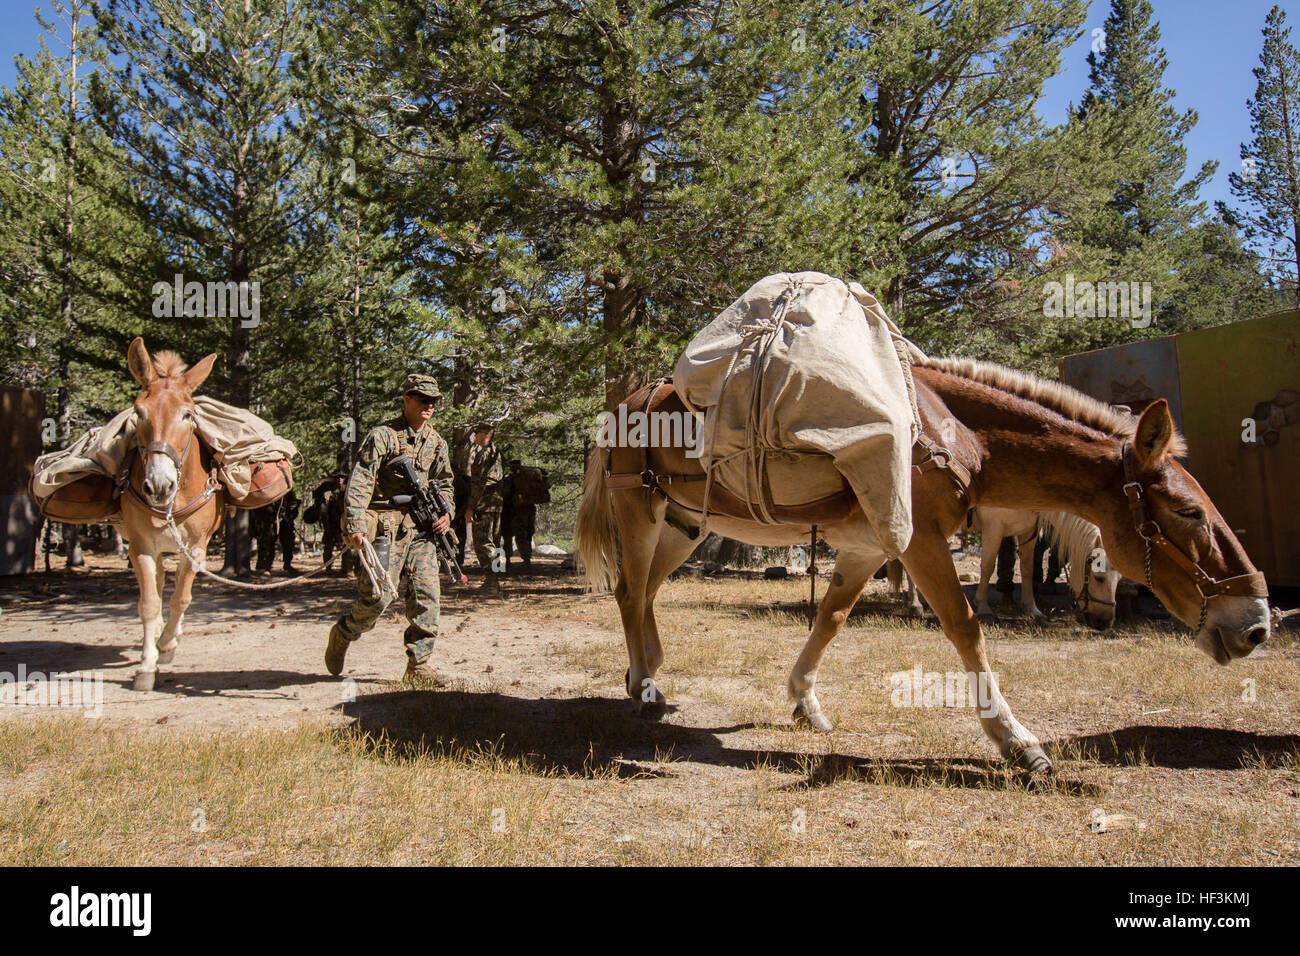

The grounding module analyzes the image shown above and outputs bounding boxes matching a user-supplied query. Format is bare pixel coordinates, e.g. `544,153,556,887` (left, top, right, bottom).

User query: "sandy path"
0,554,609,731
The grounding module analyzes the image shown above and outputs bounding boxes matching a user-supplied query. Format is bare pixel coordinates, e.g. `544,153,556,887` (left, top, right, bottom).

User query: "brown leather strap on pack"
913,434,971,495
605,470,707,493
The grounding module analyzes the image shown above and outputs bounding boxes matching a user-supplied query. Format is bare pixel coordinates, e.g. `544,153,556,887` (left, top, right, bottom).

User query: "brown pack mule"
577,358,1270,773
119,338,225,691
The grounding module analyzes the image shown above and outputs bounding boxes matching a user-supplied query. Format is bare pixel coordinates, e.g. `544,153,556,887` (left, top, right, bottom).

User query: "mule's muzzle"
1198,615,1270,665
142,475,176,504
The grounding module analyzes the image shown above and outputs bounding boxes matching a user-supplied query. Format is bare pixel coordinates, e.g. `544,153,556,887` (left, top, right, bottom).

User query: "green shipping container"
1061,310,1300,587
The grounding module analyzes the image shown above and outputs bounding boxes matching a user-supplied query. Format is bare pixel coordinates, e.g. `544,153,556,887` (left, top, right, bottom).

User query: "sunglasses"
407,394,437,405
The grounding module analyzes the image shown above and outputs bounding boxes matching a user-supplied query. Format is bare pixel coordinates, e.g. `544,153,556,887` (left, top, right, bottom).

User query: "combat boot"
480,571,502,592
403,659,445,687
325,618,351,676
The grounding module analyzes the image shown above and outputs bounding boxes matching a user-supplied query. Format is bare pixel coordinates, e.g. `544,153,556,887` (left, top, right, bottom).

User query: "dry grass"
1,571,1298,865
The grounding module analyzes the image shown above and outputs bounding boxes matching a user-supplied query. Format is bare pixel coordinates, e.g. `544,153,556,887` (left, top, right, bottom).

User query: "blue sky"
0,0,1285,212
1037,0,1285,212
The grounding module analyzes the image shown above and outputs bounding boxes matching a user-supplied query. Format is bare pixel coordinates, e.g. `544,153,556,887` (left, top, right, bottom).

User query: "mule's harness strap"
604,470,707,493
602,378,708,520
1120,441,1268,629
124,430,221,522
913,434,971,496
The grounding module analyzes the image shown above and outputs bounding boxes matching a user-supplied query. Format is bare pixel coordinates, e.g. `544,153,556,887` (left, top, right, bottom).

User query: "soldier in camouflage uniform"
277,489,299,572
467,423,504,590
251,503,279,574
324,374,455,683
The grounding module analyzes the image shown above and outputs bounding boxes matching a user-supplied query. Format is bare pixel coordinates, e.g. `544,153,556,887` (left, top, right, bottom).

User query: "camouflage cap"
472,421,495,433
402,373,442,401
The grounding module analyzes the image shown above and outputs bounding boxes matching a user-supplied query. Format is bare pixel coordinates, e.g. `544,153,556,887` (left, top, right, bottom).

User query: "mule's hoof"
156,648,175,665
1010,745,1053,774
792,706,834,733
977,612,996,626
132,671,156,692
1030,612,1048,627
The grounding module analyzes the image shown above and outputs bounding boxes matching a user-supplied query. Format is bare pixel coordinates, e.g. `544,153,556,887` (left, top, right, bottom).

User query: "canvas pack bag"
29,397,298,519
672,272,923,556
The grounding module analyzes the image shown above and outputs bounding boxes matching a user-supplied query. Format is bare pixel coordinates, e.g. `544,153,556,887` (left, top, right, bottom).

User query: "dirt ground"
0,548,1098,732
0,552,604,732
1,549,1298,865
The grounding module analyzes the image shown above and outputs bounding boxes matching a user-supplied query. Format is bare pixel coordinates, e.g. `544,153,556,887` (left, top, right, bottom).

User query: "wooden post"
808,524,818,626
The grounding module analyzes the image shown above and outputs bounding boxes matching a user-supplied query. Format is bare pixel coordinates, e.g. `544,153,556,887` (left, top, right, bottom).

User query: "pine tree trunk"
600,86,645,411
346,200,362,470
221,131,254,576
60,10,81,570
602,274,643,410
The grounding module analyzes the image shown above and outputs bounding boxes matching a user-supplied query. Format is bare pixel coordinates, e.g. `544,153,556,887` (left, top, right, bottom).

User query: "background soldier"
251,502,278,574
305,475,349,571
277,489,299,572
507,459,549,569
324,374,455,683
500,464,515,564
466,422,503,590
451,433,472,568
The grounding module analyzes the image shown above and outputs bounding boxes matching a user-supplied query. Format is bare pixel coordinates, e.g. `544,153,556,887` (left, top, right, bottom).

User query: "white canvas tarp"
30,397,298,508
672,271,923,555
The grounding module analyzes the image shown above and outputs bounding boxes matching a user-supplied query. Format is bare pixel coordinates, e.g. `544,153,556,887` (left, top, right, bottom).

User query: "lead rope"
162,512,345,591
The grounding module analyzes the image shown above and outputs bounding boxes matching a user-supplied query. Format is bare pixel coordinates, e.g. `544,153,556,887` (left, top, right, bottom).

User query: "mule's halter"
1070,548,1116,621
1120,442,1268,631
126,423,219,521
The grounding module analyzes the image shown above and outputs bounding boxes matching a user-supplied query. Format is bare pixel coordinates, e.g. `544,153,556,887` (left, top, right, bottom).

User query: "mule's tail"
575,448,618,592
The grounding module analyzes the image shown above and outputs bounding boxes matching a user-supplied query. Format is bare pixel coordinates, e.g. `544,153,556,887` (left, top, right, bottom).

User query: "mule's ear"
182,352,217,393
1134,399,1175,468
127,337,154,387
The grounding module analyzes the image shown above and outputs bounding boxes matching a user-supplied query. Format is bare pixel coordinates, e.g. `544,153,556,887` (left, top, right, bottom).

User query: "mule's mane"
1039,511,1103,574
151,350,189,379
915,355,1187,457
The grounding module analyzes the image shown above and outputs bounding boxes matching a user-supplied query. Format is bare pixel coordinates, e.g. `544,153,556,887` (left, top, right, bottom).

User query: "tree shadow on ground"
0,639,134,671
335,688,1097,794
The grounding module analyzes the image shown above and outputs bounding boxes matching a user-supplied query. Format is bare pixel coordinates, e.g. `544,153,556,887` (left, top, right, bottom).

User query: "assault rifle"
390,455,468,586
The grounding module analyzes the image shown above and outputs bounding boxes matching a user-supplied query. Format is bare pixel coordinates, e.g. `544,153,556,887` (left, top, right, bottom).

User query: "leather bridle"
124,425,220,521
1121,441,1268,631
1072,550,1117,621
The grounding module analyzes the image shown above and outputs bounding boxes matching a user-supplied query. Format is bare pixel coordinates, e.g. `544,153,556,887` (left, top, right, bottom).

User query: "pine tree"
1224,4,1300,302
0,1,152,427
320,0,864,415
0,1,161,565
1022,0,1222,367
1073,0,1214,251
88,0,337,575
847,0,1123,365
